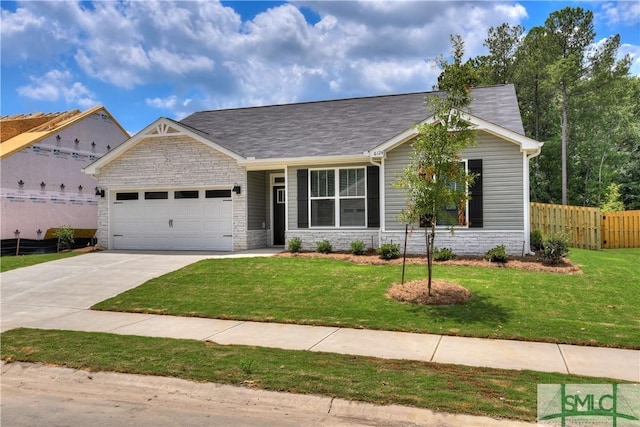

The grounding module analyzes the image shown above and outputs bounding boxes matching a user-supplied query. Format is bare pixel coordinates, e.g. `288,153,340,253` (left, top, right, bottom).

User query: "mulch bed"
276,251,582,274
277,250,581,305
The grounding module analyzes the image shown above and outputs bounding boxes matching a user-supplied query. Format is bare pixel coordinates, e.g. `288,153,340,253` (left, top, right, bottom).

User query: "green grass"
0,328,623,422
92,248,640,349
0,252,82,272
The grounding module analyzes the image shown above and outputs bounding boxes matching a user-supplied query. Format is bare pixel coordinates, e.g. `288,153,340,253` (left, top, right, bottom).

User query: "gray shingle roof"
180,84,524,160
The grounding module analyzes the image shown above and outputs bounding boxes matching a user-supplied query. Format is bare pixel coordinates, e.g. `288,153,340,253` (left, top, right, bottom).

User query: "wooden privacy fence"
530,203,601,249
530,203,640,250
601,210,640,249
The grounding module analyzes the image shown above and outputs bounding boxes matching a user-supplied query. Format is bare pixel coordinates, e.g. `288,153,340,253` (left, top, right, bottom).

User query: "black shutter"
297,169,309,228
366,166,380,228
468,159,483,228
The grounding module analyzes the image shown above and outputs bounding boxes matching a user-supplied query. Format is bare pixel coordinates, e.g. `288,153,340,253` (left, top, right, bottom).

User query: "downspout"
524,145,543,256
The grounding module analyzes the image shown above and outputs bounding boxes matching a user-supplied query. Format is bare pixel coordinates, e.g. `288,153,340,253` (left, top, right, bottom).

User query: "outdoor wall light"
95,187,105,197
233,185,241,194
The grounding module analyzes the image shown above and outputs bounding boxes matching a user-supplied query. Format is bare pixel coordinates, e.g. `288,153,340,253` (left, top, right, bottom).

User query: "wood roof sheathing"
0,106,129,159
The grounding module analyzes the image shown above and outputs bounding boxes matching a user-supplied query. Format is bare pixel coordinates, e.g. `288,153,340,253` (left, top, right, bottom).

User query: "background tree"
476,23,524,85
396,35,476,295
541,7,630,205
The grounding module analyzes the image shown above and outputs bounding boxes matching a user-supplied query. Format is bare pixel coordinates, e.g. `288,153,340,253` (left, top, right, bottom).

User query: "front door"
273,186,285,245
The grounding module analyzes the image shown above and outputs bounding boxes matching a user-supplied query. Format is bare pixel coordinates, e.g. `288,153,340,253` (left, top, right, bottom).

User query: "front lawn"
0,252,82,273
92,248,640,349
0,328,619,422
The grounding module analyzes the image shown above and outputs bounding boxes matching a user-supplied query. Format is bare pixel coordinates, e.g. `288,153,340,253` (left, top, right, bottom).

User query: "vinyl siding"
247,171,267,230
384,130,524,231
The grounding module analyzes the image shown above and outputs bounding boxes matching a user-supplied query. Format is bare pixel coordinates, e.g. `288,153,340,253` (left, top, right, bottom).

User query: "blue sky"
2,1,639,135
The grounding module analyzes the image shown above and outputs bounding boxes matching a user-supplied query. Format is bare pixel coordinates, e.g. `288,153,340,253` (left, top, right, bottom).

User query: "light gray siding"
385,130,524,231
288,166,300,230
247,171,267,230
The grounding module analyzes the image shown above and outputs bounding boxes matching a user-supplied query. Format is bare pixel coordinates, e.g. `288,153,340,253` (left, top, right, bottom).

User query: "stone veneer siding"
284,229,526,256
380,230,527,256
95,135,249,250
285,230,381,252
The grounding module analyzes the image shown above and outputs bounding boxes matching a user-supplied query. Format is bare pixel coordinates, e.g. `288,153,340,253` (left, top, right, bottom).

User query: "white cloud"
4,0,534,120
146,95,178,109
602,1,640,26
16,69,97,108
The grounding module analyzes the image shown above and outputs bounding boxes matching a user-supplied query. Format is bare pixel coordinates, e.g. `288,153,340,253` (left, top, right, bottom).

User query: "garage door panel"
111,190,233,251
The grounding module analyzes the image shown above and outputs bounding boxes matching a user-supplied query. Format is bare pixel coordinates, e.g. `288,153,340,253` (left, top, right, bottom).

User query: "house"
0,106,129,244
84,84,542,255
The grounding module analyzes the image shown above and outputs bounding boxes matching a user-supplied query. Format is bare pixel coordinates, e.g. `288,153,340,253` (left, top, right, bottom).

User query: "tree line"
452,7,639,210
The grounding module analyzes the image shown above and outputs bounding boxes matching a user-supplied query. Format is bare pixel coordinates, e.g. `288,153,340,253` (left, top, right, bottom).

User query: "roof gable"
369,110,542,157
84,117,245,175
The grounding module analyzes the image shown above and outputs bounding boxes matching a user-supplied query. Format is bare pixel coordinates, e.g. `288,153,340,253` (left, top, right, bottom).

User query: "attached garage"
111,189,233,251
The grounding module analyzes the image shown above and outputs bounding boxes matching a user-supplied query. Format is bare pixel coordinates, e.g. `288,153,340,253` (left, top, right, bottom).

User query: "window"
175,190,199,199
205,189,232,198
144,191,168,200
309,168,366,227
420,161,469,227
116,192,138,201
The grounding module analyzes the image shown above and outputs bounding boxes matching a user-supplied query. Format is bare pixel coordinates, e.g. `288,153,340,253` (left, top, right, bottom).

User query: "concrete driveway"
1,249,279,332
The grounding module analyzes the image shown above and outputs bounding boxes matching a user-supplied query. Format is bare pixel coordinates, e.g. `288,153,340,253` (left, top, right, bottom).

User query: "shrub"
316,240,332,254
434,247,455,261
541,232,569,265
350,240,367,255
530,229,544,251
377,243,400,260
485,244,508,263
54,225,75,251
288,237,302,253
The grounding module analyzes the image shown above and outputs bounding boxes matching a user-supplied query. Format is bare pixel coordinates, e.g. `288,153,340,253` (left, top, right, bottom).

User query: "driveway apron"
0,251,219,332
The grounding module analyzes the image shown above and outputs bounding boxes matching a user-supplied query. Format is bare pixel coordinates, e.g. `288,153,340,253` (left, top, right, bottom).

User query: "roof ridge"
186,84,513,116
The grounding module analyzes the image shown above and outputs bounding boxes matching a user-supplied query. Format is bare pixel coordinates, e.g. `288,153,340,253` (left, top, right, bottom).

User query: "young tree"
395,35,476,295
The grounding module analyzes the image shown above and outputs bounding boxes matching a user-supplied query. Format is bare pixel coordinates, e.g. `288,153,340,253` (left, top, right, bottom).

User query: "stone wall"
380,229,527,256
285,230,380,252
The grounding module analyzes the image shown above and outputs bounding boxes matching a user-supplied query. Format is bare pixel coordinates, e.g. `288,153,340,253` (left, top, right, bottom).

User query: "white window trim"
309,166,368,228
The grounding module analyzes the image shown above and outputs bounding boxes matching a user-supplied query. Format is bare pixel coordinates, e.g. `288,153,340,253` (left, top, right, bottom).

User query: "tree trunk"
561,84,569,205
426,224,435,296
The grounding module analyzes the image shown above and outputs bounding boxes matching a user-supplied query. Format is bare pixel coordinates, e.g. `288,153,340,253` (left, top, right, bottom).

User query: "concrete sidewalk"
21,309,640,382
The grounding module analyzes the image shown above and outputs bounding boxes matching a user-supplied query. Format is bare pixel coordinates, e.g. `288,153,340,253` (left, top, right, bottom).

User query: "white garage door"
111,189,233,251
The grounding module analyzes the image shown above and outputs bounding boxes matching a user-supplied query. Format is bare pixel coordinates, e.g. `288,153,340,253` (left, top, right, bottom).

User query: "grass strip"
0,328,625,422
92,248,640,349
0,252,82,272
